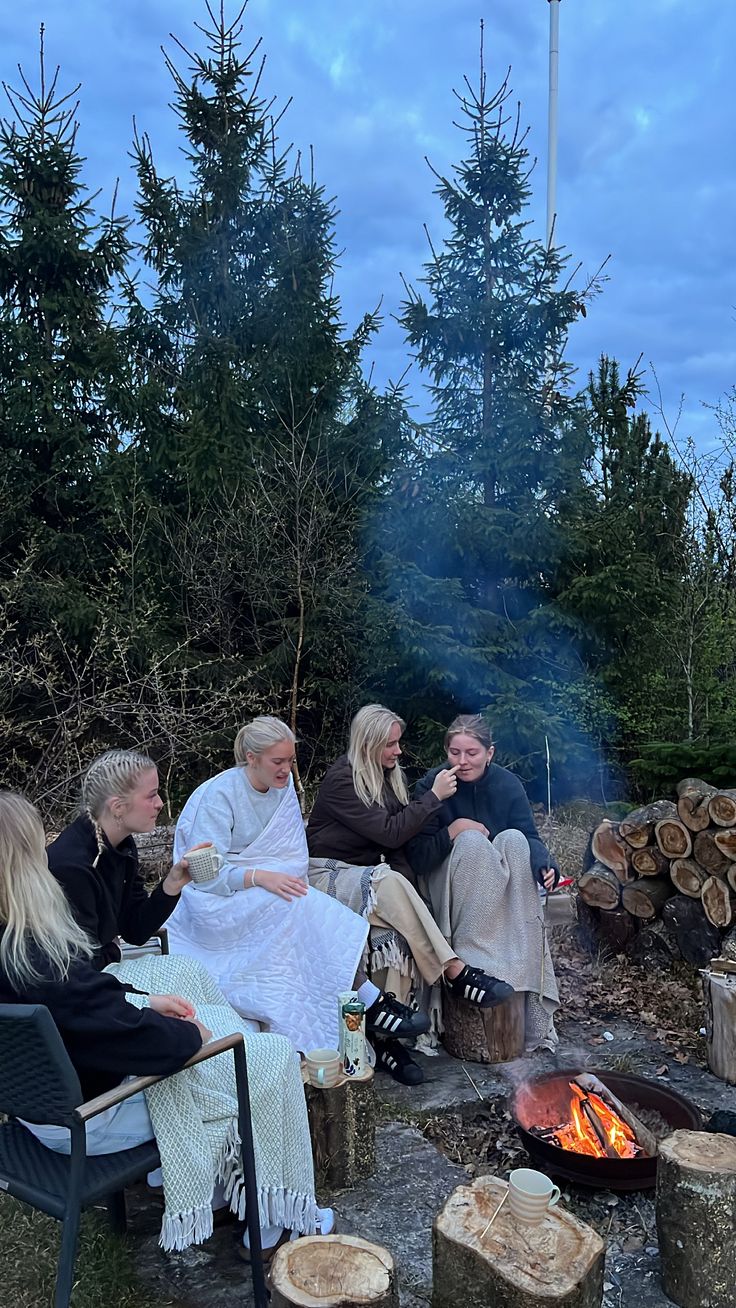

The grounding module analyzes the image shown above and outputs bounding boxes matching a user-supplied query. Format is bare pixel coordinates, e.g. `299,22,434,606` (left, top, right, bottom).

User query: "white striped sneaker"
447,966,514,1010
366,991,430,1038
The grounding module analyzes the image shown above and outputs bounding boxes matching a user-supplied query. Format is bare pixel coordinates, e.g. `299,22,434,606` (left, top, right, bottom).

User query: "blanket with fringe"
107,954,317,1252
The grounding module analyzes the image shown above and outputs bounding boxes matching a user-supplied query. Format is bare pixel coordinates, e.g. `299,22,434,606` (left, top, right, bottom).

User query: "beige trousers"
368,865,456,985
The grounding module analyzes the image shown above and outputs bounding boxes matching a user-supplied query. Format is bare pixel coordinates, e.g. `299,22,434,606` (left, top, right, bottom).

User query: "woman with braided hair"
47,750,189,968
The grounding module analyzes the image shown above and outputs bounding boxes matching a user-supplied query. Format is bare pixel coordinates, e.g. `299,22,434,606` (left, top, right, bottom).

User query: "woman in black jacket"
0,791,205,1154
0,790,331,1256
47,749,190,968
408,715,561,1052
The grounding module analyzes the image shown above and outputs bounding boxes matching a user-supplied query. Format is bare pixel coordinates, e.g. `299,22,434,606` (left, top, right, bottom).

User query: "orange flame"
551,1082,639,1159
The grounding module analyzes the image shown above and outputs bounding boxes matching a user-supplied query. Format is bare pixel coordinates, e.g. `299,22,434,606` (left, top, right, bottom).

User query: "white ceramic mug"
182,844,223,885
304,1048,342,1089
508,1168,561,1225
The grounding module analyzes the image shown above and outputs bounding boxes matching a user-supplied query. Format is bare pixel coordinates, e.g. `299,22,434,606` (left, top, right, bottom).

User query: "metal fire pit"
512,1068,701,1191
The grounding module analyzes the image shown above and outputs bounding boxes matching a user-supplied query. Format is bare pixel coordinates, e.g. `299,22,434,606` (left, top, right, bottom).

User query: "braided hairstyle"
81,749,156,867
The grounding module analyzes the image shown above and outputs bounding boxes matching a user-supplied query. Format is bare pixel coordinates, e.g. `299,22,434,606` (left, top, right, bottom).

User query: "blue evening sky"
2,0,735,447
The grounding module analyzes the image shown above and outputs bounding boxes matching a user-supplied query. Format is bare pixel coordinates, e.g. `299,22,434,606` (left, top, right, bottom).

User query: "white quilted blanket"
167,780,368,1051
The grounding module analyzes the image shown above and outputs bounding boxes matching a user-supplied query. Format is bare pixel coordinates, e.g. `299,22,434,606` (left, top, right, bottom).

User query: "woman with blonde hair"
0,791,329,1258
167,716,412,1056
307,705,512,1085
409,714,560,1052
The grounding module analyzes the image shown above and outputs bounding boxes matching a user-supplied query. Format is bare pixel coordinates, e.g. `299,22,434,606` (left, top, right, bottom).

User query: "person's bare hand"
256,870,309,902
190,1019,213,1044
540,867,556,893
432,765,460,801
149,992,197,1020
448,818,489,840
163,841,213,895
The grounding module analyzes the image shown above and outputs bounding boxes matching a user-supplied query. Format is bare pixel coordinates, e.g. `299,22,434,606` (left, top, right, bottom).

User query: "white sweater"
174,767,303,895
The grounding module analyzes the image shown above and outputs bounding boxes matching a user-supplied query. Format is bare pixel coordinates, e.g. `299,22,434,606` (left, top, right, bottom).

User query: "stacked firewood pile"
578,779,736,966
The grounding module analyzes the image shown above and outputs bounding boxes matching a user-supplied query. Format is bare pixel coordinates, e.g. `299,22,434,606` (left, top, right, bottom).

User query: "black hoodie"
408,761,558,884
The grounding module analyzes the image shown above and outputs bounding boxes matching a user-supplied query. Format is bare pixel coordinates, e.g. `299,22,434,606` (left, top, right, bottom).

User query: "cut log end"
702,876,734,929
433,1175,605,1308
578,861,621,910
590,821,634,882
270,1235,398,1308
655,818,693,860
708,789,736,827
620,799,677,847
621,876,674,921
677,778,717,831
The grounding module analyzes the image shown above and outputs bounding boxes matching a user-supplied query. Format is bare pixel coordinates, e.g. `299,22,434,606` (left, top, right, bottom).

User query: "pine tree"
0,27,131,639
125,3,401,766
373,35,598,789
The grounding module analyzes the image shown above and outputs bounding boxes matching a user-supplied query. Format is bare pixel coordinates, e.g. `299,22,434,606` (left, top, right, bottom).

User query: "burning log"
655,818,693,859
590,821,633,882
630,845,670,877
433,1175,605,1308
621,876,674,921
692,829,731,877
575,1091,619,1159
572,1074,657,1156
707,789,736,827
620,799,677,847
669,857,710,899
656,1130,736,1308
676,778,717,831
701,877,734,930
578,861,621,910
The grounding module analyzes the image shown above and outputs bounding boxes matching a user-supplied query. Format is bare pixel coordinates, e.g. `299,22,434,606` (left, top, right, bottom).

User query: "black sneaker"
375,1037,424,1086
365,991,430,1038
447,965,514,1010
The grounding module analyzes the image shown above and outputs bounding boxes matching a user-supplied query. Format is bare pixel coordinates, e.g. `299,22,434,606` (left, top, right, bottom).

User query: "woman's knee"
453,829,492,857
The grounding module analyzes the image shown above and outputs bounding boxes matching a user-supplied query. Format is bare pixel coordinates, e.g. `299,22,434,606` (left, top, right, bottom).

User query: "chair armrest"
76,1032,245,1121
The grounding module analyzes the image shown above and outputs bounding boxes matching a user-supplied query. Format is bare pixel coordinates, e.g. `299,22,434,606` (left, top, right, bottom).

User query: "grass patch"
0,1196,176,1308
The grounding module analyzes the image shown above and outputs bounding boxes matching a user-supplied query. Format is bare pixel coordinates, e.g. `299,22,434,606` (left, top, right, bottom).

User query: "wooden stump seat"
433,1175,605,1308
270,1234,398,1308
441,988,525,1064
656,1130,736,1308
304,1071,376,1190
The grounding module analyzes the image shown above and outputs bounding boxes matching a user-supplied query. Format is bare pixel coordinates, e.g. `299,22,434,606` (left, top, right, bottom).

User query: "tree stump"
656,1130,736,1308
305,1072,375,1190
703,965,736,1084
270,1234,398,1308
442,988,525,1064
433,1175,605,1308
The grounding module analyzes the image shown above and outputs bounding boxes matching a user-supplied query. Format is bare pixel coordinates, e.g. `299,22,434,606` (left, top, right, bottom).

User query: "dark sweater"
306,754,442,882
47,815,179,969
408,762,558,884
0,936,201,1101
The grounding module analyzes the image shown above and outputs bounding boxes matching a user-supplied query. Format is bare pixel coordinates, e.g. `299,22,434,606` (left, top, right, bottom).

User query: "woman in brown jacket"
307,704,511,1084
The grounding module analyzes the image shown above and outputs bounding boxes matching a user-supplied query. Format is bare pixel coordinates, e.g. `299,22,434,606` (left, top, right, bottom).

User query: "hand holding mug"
163,841,214,894
432,765,460,801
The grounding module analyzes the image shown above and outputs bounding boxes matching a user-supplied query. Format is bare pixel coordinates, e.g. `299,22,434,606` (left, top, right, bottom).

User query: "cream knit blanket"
107,954,317,1251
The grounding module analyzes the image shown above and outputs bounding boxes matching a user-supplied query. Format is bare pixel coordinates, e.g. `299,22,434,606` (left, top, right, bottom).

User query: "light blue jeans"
21,1088,155,1155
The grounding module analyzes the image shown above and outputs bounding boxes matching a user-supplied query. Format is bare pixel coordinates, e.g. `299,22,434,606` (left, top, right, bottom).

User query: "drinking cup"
304,1048,342,1089
508,1168,561,1225
182,844,223,885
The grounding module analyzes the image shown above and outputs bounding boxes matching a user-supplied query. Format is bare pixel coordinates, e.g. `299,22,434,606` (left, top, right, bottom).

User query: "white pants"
21,1088,155,1156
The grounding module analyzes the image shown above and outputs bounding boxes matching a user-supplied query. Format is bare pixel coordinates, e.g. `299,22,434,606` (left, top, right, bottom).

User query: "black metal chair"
0,1005,267,1308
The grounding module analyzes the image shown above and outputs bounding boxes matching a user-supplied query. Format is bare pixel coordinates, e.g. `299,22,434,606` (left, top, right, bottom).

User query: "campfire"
512,1068,701,1190
530,1076,644,1160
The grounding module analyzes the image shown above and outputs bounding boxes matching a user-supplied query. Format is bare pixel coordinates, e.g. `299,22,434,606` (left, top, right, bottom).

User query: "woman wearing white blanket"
169,716,425,1053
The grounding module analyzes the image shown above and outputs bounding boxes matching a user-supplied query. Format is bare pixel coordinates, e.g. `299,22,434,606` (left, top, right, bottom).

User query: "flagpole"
546,0,561,248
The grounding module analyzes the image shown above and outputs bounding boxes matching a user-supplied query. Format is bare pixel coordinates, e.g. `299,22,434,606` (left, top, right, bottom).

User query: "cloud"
1,0,734,446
